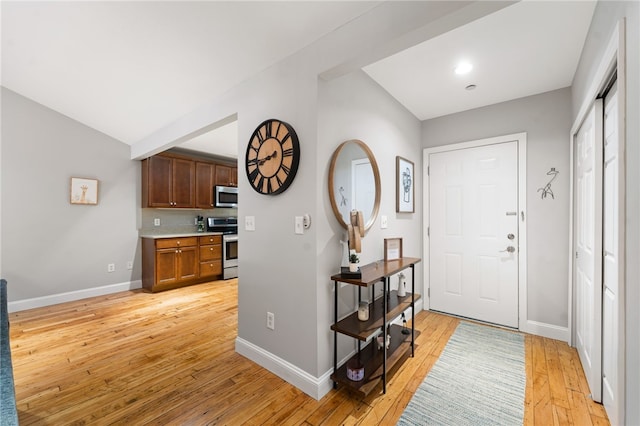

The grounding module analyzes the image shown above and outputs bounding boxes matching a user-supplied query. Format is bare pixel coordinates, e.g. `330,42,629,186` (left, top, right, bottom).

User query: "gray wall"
422,87,572,329
571,1,640,424
126,2,500,387
1,88,141,302
317,70,422,375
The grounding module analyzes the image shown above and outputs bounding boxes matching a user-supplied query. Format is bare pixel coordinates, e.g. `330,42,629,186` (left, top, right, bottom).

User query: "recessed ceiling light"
465,84,477,91
455,62,473,75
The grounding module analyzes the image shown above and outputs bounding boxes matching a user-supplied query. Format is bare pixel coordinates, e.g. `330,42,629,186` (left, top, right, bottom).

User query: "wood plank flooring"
9,280,609,425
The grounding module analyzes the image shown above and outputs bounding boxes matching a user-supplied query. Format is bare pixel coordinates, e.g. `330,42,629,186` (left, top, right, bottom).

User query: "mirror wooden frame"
328,139,381,232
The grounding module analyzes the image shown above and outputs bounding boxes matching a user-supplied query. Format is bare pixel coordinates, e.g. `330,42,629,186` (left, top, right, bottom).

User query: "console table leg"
333,280,338,389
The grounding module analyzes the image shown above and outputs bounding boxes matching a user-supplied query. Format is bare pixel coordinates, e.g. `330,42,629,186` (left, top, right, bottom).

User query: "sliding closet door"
574,99,603,403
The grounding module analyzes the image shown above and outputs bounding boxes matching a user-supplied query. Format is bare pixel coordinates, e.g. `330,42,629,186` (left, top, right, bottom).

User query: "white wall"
1,88,141,307
422,88,572,335
571,1,640,423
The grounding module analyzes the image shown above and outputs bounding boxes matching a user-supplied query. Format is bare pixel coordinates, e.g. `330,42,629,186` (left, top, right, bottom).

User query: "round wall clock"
245,118,300,195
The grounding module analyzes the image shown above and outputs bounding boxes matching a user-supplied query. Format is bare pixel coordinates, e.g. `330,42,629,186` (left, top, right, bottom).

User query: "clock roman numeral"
250,137,261,151
264,122,272,139
282,148,294,157
248,167,259,182
281,164,291,175
274,121,282,139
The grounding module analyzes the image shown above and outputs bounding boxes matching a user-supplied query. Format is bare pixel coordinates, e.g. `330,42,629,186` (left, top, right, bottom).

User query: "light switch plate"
295,216,304,235
245,216,255,231
381,215,388,229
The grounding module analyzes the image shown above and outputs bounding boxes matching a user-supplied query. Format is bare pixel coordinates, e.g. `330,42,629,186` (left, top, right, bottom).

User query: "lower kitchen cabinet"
198,235,222,278
142,235,222,292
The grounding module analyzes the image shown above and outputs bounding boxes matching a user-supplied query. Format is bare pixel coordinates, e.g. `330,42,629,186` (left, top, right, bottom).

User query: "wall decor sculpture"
538,167,559,199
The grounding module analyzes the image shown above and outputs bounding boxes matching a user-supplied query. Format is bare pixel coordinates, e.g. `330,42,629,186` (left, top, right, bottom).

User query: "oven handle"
223,235,238,243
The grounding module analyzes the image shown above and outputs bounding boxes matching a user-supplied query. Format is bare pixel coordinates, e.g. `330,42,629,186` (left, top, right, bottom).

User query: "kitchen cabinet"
198,235,222,278
330,257,421,397
215,164,238,187
142,237,199,292
142,154,195,208
195,162,216,209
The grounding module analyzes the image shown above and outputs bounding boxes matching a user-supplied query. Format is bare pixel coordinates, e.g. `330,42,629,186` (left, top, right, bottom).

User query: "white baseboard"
7,280,143,313
235,337,341,400
522,320,570,343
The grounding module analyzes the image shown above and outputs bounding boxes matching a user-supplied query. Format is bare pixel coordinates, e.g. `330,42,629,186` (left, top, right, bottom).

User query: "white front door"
429,141,519,328
602,81,620,421
574,100,603,403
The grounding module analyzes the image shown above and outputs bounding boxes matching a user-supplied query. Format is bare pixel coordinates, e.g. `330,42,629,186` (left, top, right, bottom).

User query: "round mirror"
328,139,381,232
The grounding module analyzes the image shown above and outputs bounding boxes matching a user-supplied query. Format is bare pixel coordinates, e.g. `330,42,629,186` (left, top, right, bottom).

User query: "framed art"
384,237,403,261
396,156,414,213
70,177,98,205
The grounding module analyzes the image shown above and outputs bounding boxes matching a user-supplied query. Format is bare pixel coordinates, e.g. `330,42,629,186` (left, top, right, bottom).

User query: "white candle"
357,302,369,321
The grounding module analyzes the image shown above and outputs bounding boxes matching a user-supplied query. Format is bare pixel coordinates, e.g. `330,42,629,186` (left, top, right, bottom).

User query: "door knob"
500,246,516,253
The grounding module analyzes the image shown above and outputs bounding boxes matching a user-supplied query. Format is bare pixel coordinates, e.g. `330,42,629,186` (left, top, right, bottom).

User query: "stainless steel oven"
207,217,238,279
222,234,238,279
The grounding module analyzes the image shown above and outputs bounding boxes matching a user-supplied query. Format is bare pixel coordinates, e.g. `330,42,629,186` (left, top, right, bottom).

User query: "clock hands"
257,150,278,166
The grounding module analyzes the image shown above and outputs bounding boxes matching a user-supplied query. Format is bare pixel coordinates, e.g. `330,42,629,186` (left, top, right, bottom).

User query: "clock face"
245,119,300,195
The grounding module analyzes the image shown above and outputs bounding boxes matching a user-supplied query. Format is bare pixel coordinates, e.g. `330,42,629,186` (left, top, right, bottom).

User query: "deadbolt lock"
507,233,515,240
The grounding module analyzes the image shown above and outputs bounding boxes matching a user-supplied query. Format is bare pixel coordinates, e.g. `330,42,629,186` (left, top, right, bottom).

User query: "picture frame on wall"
396,156,414,213
384,237,403,261
70,177,99,205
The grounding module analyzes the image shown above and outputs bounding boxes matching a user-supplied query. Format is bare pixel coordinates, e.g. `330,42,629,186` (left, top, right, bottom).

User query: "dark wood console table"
330,257,421,396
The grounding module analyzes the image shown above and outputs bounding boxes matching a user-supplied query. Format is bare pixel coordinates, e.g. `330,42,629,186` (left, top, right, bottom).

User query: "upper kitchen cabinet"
142,154,195,208
195,161,216,209
215,164,238,187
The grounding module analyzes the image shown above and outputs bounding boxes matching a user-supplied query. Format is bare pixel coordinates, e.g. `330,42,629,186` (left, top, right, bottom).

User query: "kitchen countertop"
140,232,223,239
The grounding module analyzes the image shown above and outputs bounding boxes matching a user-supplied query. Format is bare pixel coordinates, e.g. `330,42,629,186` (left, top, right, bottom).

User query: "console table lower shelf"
330,324,421,397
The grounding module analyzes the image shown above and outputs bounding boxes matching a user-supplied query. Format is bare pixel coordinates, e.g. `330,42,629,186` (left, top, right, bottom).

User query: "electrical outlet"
126,261,133,270
245,216,255,231
154,218,161,226
266,312,275,330
107,263,115,273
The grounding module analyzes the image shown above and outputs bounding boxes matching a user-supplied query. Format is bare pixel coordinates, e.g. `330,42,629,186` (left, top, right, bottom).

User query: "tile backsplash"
140,208,236,235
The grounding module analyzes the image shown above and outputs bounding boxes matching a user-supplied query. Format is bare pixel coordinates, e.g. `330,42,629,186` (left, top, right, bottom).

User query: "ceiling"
1,1,596,159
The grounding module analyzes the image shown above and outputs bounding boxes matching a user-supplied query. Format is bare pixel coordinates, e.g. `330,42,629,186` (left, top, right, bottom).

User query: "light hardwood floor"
9,279,608,425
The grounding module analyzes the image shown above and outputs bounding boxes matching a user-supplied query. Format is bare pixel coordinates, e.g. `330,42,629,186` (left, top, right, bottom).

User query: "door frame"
568,19,626,423
423,132,527,331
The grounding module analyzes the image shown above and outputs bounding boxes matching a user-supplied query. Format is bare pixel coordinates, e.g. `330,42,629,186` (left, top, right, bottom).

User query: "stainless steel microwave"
214,185,238,208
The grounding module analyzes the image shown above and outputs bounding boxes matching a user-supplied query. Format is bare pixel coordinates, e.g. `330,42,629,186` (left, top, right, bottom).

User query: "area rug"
397,321,525,426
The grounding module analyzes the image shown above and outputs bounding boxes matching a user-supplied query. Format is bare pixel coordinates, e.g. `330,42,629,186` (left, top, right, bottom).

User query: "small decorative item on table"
384,238,403,261
357,301,369,321
397,272,406,297
346,358,365,381
348,250,360,272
